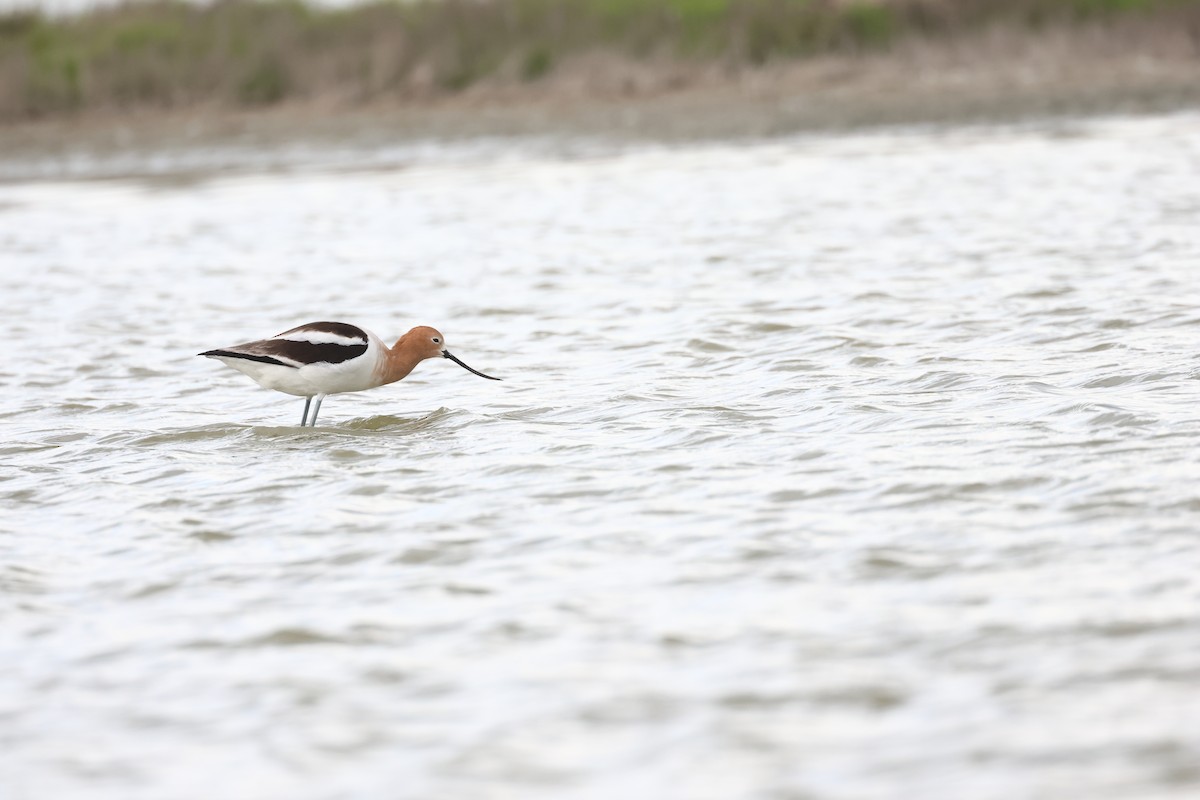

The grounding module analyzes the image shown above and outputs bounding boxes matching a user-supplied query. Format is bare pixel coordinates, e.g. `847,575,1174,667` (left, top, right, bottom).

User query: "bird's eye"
432,337,441,344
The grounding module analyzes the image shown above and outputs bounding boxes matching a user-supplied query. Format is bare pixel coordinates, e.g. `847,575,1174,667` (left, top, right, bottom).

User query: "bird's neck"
377,339,423,386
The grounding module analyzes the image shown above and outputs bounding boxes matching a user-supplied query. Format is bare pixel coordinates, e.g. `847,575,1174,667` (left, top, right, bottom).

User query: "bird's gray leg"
301,396,312,427
308,394,326,427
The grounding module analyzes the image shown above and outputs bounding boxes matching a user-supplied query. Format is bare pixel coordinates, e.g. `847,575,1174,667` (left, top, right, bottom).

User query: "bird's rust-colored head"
394,326,501,381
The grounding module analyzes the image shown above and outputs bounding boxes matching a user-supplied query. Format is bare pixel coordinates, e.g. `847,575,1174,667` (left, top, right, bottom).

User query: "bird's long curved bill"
444,350,501,380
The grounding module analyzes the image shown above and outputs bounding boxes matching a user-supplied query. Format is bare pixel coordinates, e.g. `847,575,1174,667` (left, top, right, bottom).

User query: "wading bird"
199,322,500,426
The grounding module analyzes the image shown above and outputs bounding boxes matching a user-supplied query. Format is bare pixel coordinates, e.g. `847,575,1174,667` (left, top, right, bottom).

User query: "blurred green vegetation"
0,0,1197,119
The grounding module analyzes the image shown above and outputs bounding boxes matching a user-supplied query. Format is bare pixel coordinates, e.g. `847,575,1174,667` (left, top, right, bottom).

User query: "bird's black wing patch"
199,349,292,367
263,340,368,365
276,321,369,343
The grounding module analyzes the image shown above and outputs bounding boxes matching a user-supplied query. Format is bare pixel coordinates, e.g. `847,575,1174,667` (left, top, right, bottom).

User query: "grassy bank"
1,0,1199,122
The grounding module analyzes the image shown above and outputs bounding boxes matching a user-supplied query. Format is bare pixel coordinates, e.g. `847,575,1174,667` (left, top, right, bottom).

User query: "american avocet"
199,322,500,426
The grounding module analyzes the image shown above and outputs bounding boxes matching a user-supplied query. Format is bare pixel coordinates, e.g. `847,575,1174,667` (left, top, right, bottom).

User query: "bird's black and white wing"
200,321,369,368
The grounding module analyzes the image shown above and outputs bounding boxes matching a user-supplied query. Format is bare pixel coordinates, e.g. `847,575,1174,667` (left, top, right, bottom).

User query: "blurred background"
3,0,1200,171
2,2,1200,800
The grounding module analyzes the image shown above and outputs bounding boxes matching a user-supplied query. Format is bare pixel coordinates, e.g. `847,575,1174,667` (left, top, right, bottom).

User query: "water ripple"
2,114,1200,800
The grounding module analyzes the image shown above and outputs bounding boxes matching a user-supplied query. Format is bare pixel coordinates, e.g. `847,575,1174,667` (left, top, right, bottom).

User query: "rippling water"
3,114,1200,799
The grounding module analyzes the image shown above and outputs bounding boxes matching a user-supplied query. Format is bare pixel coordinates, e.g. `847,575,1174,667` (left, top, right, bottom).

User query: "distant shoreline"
2,12,1200,181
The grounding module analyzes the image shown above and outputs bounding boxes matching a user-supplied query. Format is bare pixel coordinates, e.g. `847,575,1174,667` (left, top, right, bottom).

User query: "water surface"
2,114,1200,799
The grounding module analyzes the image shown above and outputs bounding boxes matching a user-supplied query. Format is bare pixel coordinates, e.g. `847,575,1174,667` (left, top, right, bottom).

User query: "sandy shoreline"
3,25,1199,181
